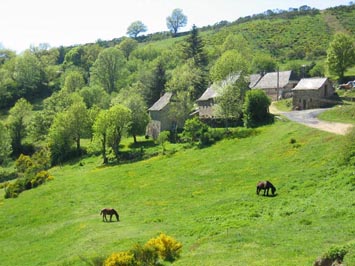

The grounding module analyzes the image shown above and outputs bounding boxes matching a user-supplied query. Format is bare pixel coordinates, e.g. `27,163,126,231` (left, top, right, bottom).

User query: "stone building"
250,70,299,100
292,77,335,110
146,92,173,138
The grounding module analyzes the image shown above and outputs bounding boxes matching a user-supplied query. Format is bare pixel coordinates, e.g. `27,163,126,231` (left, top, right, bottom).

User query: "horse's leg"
110,214,113,222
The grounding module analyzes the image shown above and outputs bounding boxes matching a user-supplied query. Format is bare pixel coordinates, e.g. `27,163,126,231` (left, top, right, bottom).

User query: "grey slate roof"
148,92,172,111
292,77,328,91
196,86,217,102
196,73,241,102
251,70,293,89
249,74,263,88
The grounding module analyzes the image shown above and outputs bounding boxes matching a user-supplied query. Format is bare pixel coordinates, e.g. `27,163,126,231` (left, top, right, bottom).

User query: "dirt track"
270,103,353,135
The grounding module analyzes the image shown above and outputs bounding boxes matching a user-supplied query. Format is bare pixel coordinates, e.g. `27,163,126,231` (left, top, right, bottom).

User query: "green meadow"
1,118,355,265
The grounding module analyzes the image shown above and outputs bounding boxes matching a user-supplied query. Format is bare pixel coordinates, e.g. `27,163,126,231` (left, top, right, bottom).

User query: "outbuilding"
292,77,335,110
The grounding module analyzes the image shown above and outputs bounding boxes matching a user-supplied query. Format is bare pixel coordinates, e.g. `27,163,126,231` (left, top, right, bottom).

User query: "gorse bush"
145,233,182,262
4,170,53,198
131,243,159,266
4,149,54,198
104,251,134,266
105,233,182,265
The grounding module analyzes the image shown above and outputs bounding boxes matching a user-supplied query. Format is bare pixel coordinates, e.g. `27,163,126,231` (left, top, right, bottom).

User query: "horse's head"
271,186,276,195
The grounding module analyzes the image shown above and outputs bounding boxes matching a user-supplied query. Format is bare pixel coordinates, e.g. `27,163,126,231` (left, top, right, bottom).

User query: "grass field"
0,119,355,265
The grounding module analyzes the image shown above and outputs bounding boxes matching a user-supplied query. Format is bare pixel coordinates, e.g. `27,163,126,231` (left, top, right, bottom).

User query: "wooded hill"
0,4,354,109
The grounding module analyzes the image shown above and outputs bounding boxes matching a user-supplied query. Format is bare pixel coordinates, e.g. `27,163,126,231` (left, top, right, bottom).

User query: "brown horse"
256,181,276,196
100,208,120,222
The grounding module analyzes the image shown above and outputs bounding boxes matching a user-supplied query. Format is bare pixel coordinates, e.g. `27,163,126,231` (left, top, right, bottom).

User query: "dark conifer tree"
183,24,209,99
147,58,167,107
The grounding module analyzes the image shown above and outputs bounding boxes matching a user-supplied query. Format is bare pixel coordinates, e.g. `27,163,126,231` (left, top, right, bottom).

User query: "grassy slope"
1,120,354,266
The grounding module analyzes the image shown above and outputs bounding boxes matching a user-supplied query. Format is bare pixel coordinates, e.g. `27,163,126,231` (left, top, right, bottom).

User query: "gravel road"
270,105,353,135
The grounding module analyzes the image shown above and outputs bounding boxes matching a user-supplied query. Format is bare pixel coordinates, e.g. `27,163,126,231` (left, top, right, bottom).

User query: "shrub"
145,233,182,262
15,154,33,174
0,168,18,183
131,243,159,265
157,131,170,154
104,251,134,266
323,245,348,262
243,89,273,128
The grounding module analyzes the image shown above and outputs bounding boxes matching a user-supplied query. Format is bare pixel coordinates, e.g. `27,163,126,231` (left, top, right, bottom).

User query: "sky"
0,0,351,53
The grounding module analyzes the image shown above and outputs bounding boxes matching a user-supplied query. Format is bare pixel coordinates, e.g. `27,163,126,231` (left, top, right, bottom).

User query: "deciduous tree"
90,48,127,93
166,8,187,36
210,50,249,82
243,89,272,128
7,98,32,155
127,21,147,38
326,33,355,81
0,121,12,165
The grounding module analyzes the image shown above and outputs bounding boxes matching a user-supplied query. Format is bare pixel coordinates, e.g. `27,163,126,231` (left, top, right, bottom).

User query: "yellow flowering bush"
104,251,134,266
145,233,182,262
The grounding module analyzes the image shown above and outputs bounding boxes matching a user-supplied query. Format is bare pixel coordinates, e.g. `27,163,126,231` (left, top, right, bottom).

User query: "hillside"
0,119,354,265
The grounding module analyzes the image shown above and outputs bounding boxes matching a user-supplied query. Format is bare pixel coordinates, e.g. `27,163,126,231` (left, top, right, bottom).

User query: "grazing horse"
256,181,276,196
100,208,120,222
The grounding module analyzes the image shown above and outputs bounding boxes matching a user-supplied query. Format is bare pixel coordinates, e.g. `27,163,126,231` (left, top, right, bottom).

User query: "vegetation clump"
104,233,182,266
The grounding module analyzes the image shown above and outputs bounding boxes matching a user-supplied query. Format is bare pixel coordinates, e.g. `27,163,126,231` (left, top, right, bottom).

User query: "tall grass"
0,120,354,265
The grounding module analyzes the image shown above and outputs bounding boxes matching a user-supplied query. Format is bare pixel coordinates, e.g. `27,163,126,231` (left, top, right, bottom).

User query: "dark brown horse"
100,208,120,222
256,181,276,196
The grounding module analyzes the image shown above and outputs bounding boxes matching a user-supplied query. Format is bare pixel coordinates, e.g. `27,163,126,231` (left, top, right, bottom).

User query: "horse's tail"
100,209,103,216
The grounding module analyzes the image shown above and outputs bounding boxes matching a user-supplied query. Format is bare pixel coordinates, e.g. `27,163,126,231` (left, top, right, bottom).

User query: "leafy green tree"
182,117,209,145
168,90,194,141
326,33,355,81
210,50,249,82
106,104,132,161
214,74,248,128
0,58,17,109
309,61,325,77
251,53,277,74
7,98,33,155
79,85,110,109
243,89,272,128
47,112,74,164
167,59,206,99
166,8,188,36
93,110,110,164
222,34,252,60
126,21,147,38
114,88,150,143
90,47,127,93
118,38,138,60
93,105,131,163
0,121,12,165
14,51,43,98
63,70,85,92
66,101,90,153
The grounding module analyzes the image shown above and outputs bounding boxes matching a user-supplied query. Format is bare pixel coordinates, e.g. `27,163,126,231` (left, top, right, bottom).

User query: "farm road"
270,103,353,135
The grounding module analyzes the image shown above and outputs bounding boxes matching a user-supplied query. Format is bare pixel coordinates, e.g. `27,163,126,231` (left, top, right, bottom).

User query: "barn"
292,77,335,110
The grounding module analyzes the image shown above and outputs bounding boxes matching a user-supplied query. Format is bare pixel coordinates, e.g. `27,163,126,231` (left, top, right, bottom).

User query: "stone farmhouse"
196,73,243,118
250,70,299,100
292,77,336,110
146,92,173,139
